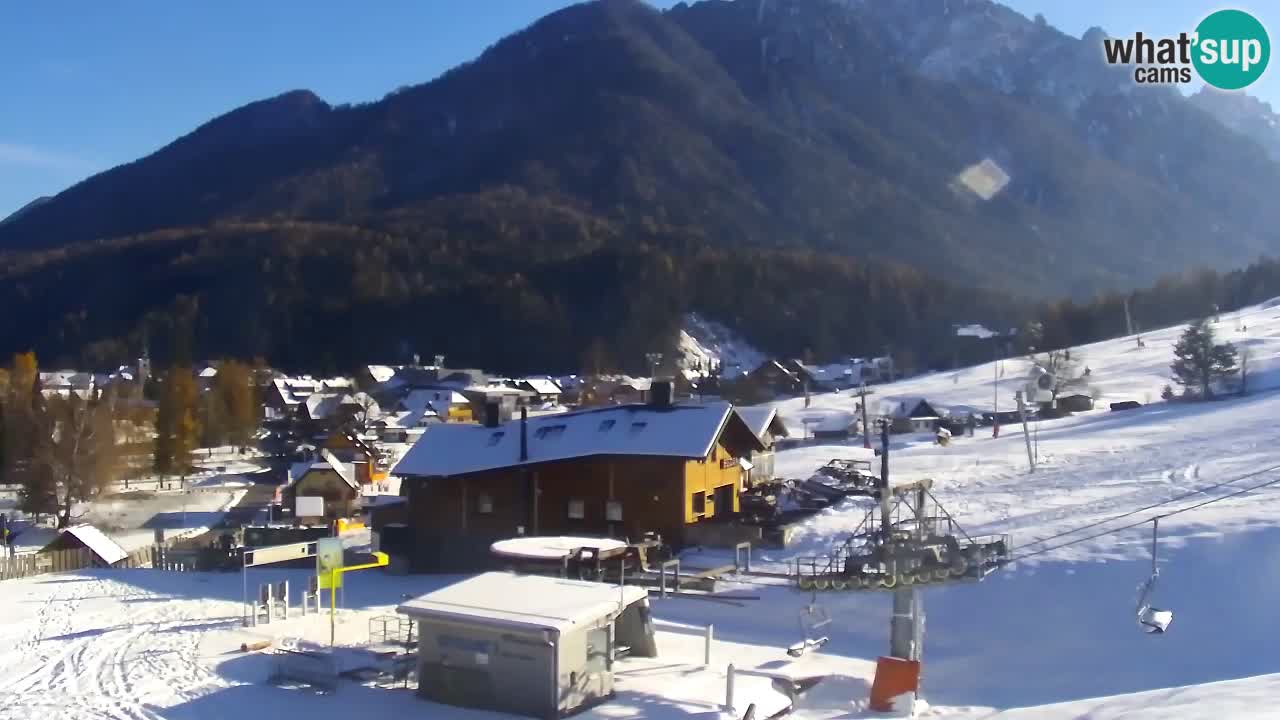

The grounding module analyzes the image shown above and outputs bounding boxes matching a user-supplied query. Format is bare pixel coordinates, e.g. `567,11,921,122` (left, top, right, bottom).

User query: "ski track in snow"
0,576,216,720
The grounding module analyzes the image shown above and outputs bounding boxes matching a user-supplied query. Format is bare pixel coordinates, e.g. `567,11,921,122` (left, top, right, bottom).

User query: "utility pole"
859,383,871,449
877,419,891,532
992,339,1000,438
1015,391,1035,473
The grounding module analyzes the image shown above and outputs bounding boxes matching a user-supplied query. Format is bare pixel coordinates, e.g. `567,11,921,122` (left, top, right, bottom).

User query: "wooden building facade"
392,397,762,571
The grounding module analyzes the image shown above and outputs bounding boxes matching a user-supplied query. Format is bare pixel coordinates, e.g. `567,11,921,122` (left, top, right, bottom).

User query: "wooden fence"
0,548,92,581
0,545,206,582
122,545,197,572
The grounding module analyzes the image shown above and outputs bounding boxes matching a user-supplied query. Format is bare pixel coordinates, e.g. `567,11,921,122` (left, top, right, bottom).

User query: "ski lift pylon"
1136,518,1173,634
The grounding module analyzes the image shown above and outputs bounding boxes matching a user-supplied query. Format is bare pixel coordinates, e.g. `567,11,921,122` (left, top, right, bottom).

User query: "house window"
606,500,623,522
486,431,504,446
598,419,616,432
568,498,585,519
476,494,494,514
535,424,566,440
691,492,706,515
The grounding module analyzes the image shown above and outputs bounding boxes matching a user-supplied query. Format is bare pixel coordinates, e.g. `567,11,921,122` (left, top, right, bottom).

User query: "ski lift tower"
794,419,1011,706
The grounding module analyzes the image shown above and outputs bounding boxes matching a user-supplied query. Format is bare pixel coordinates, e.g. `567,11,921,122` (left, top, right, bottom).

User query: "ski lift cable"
1007,470,1280,564
1013,463,1280,552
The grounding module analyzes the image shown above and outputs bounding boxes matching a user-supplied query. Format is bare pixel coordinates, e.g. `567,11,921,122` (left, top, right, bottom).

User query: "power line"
1012,463,1280,553
1007,470,1280,563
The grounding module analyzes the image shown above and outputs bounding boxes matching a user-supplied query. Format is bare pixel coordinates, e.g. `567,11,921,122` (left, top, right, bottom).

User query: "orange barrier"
869,656,920,712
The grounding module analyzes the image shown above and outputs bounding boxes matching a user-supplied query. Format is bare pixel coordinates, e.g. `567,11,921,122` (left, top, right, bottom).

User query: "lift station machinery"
792,420,1011,708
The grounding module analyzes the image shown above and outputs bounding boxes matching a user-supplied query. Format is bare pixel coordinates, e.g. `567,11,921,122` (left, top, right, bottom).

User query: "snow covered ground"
3,304,1280,717
84,486,249,551
1,463,259,553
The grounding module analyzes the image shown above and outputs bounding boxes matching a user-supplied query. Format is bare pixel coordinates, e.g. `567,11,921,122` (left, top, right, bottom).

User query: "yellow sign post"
325,551,389,647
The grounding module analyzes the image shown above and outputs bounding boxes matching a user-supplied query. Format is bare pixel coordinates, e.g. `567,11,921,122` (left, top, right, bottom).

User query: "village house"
881,397,944,434
575,376,652,407
733,406,789,485
322,427,390,486
263,376,354,422
746,360,804,397
390,385,764,571
510,376,563,406
284,448,361,520
782,359,863,393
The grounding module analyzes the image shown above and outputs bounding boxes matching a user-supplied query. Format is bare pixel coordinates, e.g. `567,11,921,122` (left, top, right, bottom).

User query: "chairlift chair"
1136,518,1173,634
788,598,832,657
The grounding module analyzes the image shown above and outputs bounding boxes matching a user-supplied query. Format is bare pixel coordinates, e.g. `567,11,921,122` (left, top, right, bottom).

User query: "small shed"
1057,394,1095,412
42,524,128,567
398,572,656,718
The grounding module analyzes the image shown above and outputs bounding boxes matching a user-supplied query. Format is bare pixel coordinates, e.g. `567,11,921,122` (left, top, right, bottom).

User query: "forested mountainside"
3,0,1279,371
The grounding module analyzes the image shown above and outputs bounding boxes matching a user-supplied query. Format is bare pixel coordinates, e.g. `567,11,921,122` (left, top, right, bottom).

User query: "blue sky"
1,0,1277,219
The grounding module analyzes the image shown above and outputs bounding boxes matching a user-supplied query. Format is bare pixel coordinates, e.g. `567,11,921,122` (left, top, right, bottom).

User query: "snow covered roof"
367,365,397,383
880,397,944,419
800,362,862,384
519,377,562,395
735,406,789,440
398,572,646,633
394,401,758,478
491,536,627,561
270,378,306,405
291,449,358,489
397,388,468,415
465,384,530,398
321,448,358,488
304,392,357,420
795,410,857,433
50,525,128,565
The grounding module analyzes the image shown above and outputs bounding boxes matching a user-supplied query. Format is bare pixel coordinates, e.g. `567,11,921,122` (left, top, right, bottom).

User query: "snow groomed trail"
4,305,1280,717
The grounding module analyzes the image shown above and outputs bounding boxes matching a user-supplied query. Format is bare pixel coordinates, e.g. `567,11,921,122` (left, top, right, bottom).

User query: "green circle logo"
1193,9,1270,90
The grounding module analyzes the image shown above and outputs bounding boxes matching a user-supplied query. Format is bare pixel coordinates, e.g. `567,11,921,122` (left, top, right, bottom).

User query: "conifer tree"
1170,319,1238,399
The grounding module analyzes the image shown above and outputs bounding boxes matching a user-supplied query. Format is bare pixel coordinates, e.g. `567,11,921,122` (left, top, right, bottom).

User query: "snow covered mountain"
677,313,766,378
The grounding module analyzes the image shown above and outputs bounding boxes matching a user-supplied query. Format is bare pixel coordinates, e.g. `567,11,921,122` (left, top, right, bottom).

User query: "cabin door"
713,484,734,517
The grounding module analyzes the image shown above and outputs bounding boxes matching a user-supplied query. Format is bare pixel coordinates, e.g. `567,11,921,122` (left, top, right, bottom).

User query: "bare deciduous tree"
22,389,122,528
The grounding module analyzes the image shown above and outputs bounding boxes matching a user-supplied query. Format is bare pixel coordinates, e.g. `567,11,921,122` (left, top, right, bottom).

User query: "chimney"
519,406,529,461
649,380,674,408
484,401,501,428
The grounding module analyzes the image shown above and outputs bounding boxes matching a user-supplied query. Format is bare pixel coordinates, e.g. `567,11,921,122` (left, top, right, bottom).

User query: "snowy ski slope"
3,304,1280,717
